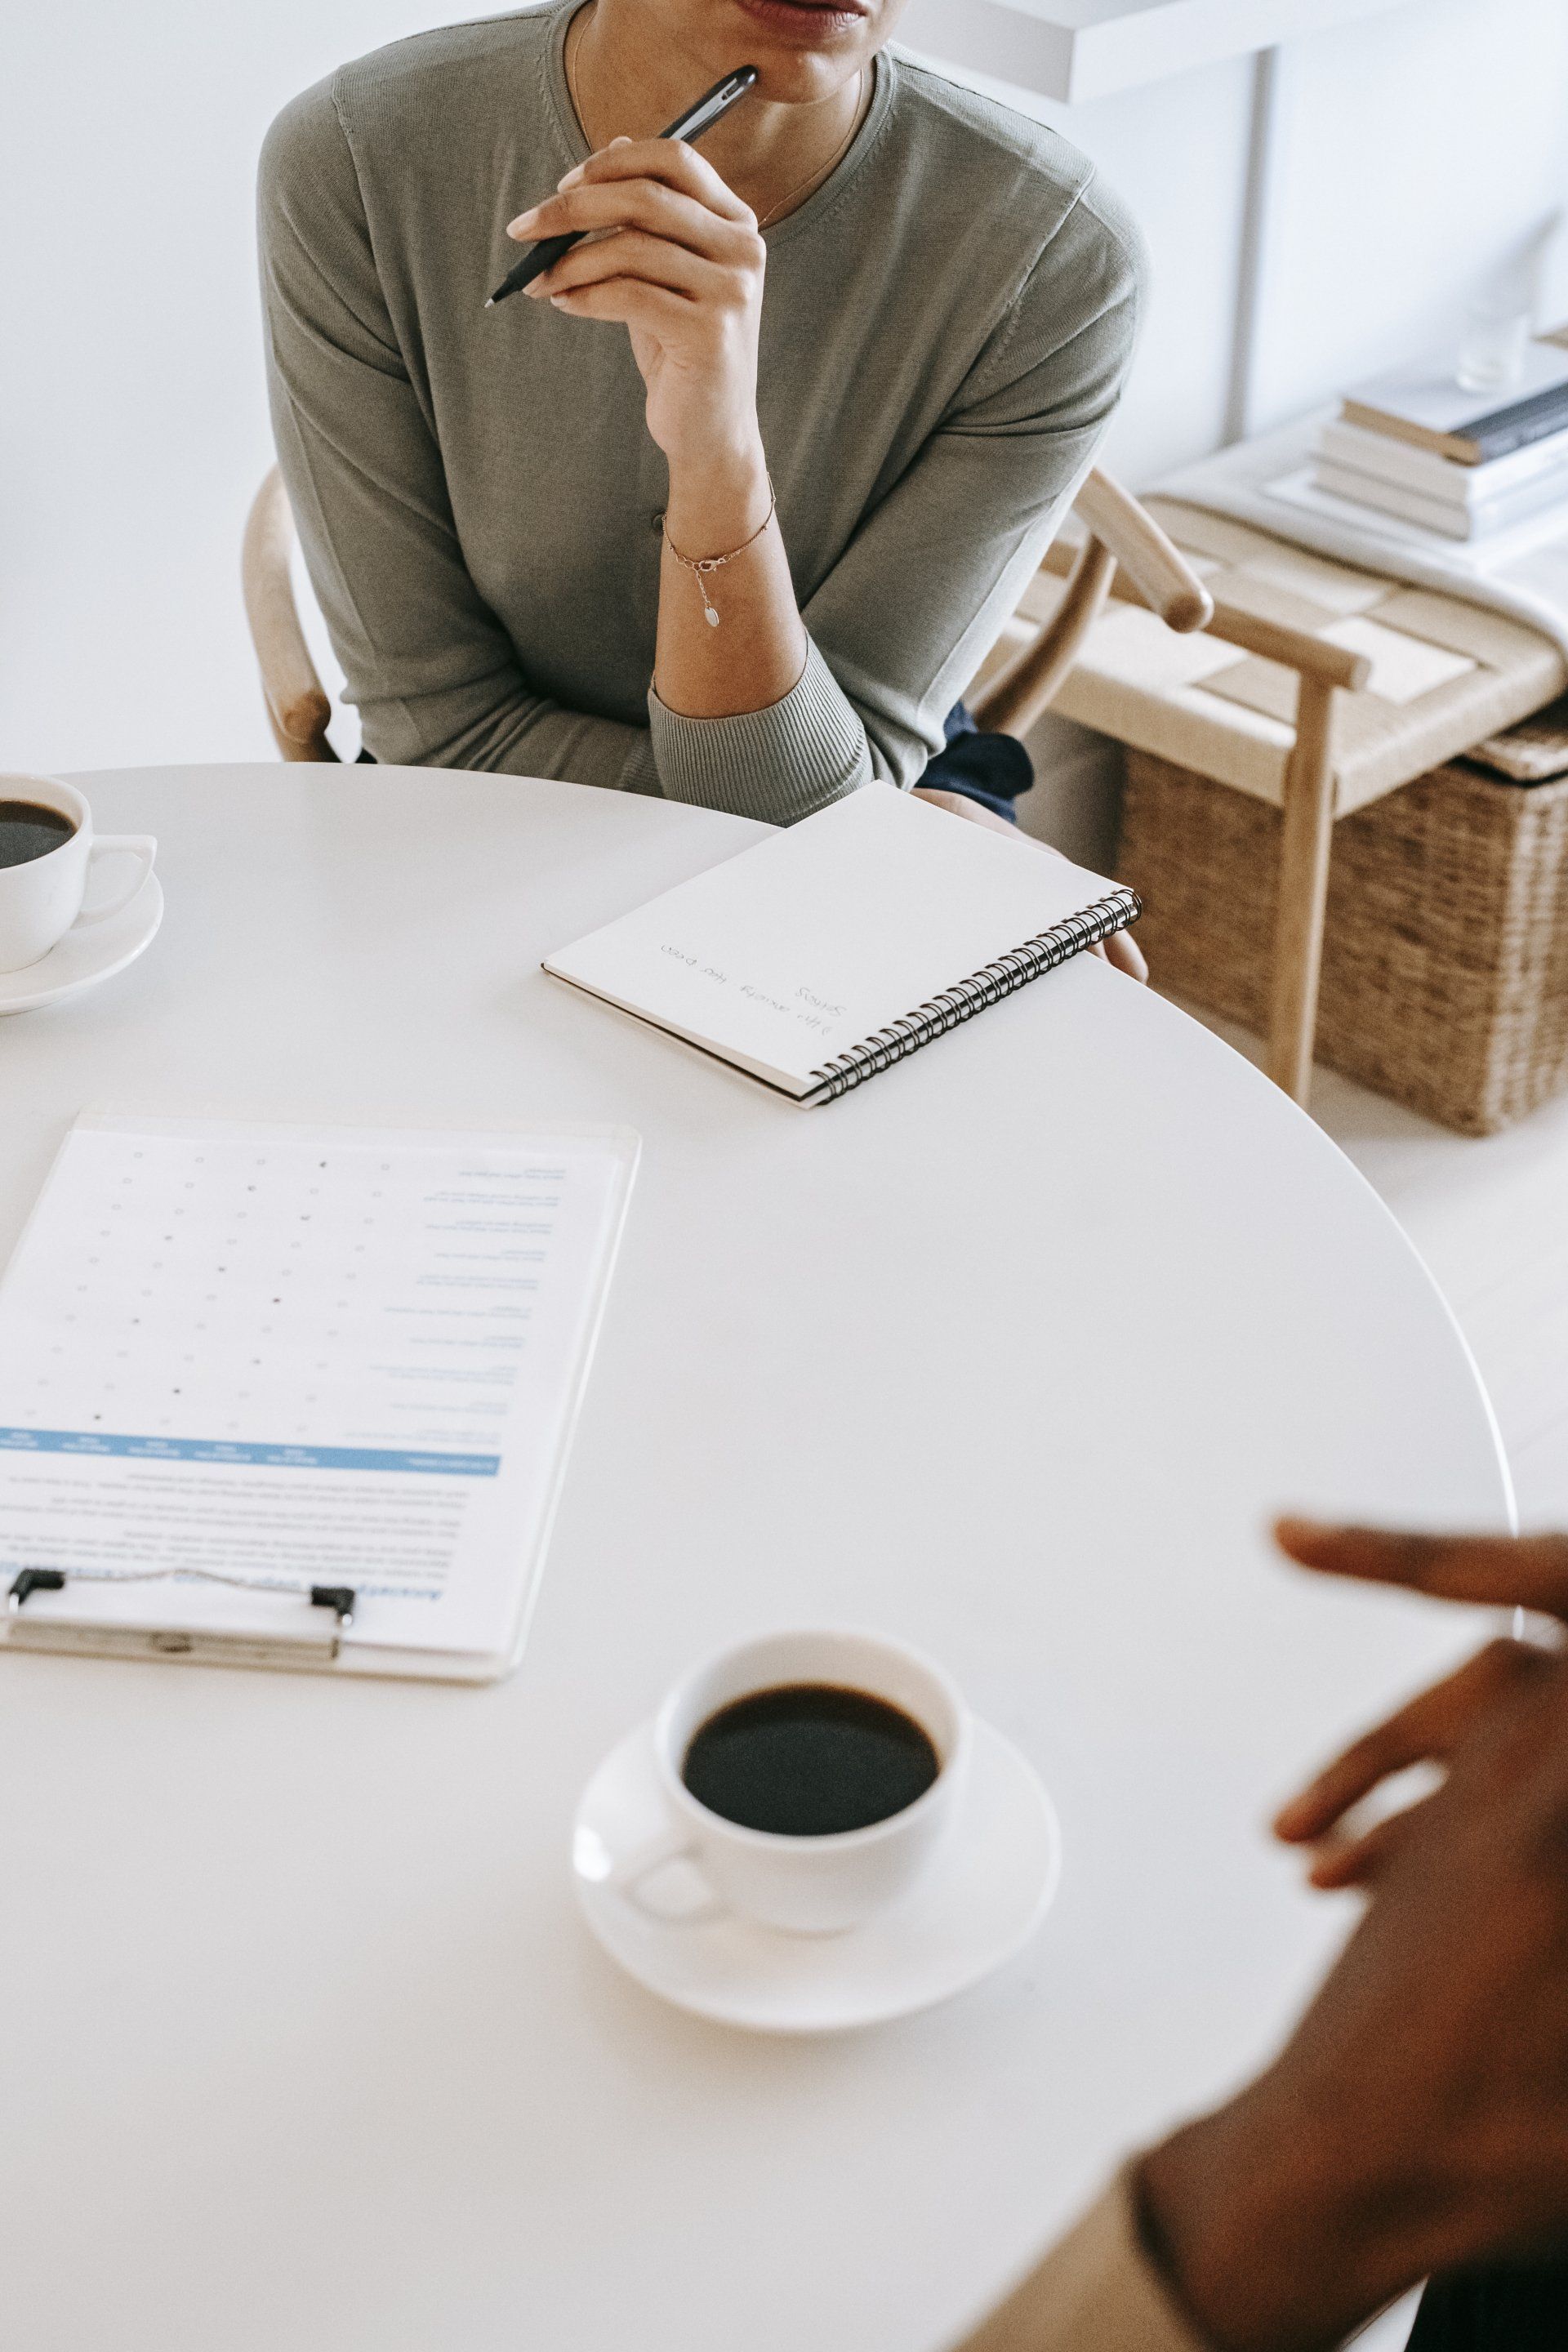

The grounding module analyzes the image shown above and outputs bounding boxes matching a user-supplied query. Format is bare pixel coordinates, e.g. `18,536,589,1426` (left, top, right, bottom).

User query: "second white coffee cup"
0,772,157,974
612,1628,972,1936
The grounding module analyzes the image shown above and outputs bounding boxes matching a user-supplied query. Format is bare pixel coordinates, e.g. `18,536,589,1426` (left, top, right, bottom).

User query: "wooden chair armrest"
968,537,1118,737
1036,542,1374,693
1205,603,1372,692
1074,472,1214,634
241,468,336,761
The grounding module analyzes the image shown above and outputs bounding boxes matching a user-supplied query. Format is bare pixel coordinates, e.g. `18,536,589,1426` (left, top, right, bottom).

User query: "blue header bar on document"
0,1428,501,1477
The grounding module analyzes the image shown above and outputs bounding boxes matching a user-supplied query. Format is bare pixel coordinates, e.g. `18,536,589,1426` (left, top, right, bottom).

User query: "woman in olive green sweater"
260,0,1147,964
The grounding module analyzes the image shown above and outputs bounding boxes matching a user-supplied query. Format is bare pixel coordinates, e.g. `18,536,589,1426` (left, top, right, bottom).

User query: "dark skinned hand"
1272,1521,1567,1886
1137,1522,1568,2352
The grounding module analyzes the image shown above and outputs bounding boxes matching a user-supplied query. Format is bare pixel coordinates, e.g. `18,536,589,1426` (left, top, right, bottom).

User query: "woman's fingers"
910,787,1018,835
543,278,696,334
565,134,755,224
510,172,757,264
908,804,1149,978
529,227,718,305
1274,1519,1568,1620
1101,929,1148,982
1274,1637,1546,1846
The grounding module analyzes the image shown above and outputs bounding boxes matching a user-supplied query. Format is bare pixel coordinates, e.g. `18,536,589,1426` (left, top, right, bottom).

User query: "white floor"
1323,1071,1568,1534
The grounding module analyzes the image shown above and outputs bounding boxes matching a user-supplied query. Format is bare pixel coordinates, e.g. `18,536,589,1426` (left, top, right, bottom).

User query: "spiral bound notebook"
543,782,1139,1102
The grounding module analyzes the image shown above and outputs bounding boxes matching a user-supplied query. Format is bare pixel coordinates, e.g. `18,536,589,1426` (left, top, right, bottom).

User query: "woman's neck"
565,2,871,228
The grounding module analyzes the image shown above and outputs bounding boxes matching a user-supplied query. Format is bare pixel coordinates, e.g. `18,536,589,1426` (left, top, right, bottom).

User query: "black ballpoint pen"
485,65,760,310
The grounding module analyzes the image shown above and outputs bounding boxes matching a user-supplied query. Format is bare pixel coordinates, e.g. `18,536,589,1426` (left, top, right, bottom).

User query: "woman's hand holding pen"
507,138,768,500
508,135,800,720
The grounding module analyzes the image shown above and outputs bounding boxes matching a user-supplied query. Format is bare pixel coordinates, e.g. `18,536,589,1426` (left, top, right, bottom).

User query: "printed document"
0,1116,638,1674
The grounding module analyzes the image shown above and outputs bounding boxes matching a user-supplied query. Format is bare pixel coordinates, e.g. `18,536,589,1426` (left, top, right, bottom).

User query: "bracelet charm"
662,480,777,627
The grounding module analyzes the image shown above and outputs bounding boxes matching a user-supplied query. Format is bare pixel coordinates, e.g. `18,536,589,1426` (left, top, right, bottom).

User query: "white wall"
912,46,1258,483
1251,0,1568,427
2,0,1566,774
0,0,476,776
933,0,1568,470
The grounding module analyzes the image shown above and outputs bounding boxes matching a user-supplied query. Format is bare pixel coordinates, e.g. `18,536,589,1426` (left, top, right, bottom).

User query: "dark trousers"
921,702,1033,822
1408,2264,1568,2347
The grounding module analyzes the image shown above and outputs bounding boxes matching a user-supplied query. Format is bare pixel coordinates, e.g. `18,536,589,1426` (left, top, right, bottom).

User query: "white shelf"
896,0,1413,102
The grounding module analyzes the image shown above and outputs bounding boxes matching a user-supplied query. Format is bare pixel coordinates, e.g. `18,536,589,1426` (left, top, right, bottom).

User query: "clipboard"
0,1114,640,1680
7,1567,356,1671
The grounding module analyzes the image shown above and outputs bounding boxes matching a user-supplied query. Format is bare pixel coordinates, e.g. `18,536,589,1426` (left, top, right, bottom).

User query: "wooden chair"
971,472,1370,1107
243,463,1368,1105
241,469,337,763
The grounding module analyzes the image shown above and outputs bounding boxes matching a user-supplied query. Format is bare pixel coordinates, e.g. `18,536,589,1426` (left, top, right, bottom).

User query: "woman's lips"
734,0,869,38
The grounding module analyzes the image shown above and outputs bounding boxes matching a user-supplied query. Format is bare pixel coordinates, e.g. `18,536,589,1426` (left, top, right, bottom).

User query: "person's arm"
257,83,659,787
1135,1526,1568,2352
506,134,813,810
950,2168,1210,2351
783,182,1141,806
519,143,1142,822
957,1524,1568,2352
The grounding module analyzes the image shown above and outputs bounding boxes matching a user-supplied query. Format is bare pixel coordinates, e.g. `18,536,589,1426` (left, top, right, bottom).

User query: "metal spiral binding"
804,888,1142,1104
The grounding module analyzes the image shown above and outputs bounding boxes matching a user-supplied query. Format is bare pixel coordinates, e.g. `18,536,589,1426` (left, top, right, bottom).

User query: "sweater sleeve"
646,178,1144,821
257,81,659,791
947,2171,1214,2352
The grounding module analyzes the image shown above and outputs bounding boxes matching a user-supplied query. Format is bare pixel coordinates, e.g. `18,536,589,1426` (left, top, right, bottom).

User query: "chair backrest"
240,468,336,763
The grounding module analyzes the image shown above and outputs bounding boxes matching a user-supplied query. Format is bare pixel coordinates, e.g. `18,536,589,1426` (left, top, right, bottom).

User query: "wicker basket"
1116,750,1568,1135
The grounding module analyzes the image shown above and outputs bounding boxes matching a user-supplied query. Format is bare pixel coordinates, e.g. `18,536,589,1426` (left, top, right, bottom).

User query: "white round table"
0,766,1509,2352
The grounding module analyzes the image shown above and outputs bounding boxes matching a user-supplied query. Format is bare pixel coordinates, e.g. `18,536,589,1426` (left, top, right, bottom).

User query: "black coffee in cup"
682,1683,939,1837
0,801,75,870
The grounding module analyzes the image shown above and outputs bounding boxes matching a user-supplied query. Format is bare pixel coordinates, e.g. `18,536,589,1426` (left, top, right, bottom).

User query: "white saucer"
572,1716,1061,2034
0,871,164,1014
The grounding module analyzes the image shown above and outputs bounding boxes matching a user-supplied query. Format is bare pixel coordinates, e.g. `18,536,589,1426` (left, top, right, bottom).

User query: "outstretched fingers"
1303,1789,1444,1890
1275,1520,1568,1620
1274,1637,1548,1847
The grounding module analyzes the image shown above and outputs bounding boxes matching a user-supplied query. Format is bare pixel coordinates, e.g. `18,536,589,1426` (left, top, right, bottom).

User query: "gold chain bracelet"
661,481,777,628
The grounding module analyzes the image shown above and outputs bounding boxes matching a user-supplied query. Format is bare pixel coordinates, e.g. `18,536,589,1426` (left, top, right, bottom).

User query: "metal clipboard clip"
5,1567,358,1671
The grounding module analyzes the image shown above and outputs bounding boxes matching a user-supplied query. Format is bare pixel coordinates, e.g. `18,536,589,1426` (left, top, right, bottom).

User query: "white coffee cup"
608,1628,971,1936
0,773,156,974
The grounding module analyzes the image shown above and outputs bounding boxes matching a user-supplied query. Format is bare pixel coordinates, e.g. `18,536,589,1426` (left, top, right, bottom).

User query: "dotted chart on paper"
0,1129,574,1457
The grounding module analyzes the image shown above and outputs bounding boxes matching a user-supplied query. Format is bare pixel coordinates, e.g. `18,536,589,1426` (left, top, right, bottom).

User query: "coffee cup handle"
609,1828,727,1926
75,835,157,929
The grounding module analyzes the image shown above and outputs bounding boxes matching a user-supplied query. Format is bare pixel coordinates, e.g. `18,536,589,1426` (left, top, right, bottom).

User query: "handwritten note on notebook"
543,783,1136,1099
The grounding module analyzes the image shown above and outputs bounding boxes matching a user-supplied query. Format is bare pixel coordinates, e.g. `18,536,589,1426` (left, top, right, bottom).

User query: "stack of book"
1311,341,1568,541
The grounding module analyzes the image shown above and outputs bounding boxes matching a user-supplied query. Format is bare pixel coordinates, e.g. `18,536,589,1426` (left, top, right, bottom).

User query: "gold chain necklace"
565,16,592,141
756,75,865,229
